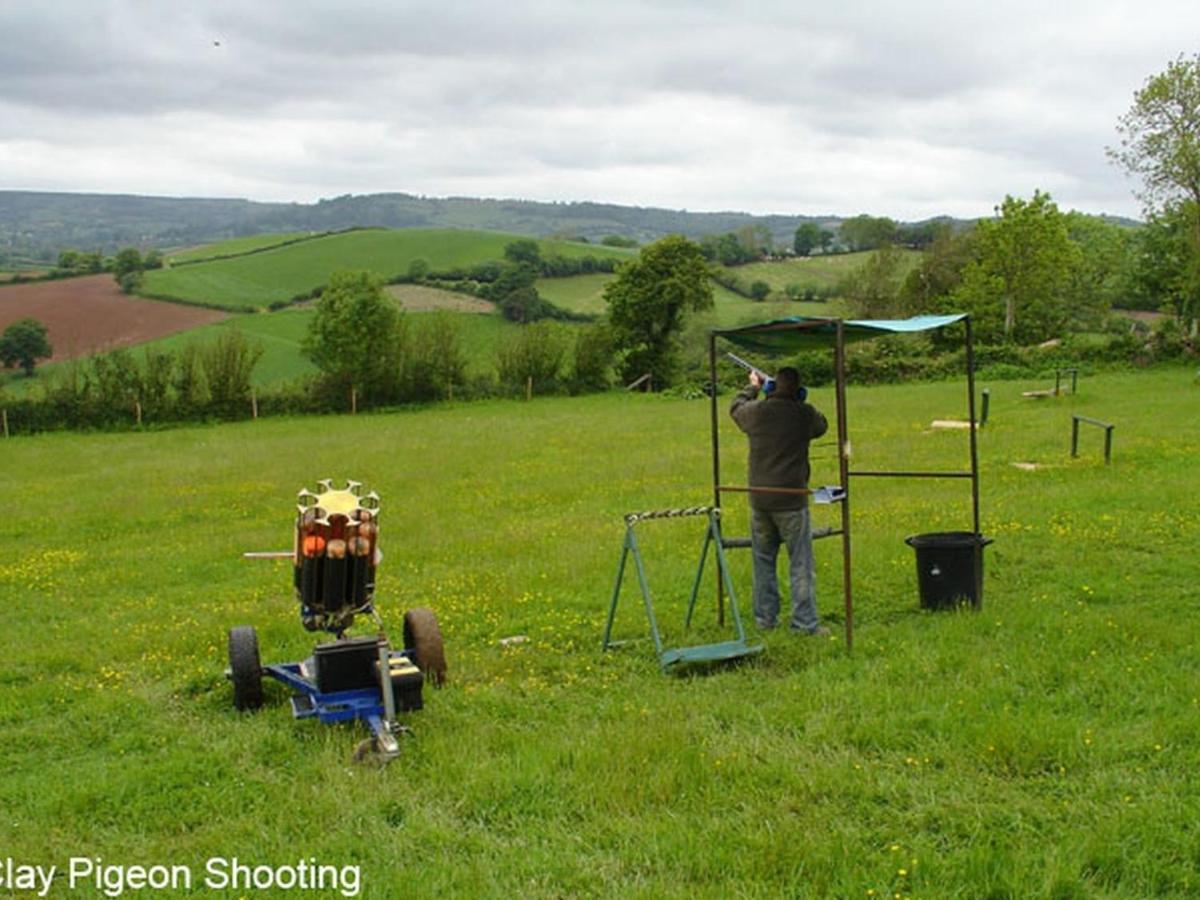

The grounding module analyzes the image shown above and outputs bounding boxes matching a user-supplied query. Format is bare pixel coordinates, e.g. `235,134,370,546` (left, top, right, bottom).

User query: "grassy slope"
731,249,919,293
143,229,634,311
166,232,317,264
2,367,1198,896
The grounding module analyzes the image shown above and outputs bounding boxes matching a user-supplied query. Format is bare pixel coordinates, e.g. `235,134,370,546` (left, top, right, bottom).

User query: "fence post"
350,388,357,415
251,390,258,420
525,376,533,401
2,409,8,439
1071,416,1080,457
979,389,990,426
135,401,142,427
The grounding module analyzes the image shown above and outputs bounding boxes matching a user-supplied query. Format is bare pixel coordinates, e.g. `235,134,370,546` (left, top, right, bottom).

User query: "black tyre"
403,607,447,687
228,625,264,711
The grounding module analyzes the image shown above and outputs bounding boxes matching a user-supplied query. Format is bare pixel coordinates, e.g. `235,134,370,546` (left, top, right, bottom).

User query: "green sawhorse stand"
602,506,763,671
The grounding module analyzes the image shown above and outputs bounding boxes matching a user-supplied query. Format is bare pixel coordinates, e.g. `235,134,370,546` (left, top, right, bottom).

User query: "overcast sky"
1,1,1196,221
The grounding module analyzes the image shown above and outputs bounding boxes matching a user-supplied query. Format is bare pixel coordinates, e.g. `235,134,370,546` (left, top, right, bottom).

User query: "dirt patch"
386,284,496,314
0,275,226,363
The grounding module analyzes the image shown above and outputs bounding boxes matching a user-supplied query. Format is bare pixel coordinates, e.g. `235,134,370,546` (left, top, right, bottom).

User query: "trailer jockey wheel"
352,737,387,765
228,626,264,711
403,607,447,687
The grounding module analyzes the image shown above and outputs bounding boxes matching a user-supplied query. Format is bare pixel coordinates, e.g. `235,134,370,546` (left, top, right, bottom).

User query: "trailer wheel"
403,607,447,687
228,626,264,711
352,738,386,765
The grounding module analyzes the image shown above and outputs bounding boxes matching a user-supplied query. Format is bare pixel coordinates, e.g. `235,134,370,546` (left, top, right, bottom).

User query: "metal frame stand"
708,316,981,651
602,507,763,671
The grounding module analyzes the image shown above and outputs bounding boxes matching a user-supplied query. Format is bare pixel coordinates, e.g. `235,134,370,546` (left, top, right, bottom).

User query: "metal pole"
1104,427,1113,464
964,316,983,612
708,332,724,626
965,317,980,537
1071,417,1080,458
834,320,852,651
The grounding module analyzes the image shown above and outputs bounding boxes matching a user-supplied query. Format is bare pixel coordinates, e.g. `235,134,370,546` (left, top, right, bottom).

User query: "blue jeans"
750,506,819,632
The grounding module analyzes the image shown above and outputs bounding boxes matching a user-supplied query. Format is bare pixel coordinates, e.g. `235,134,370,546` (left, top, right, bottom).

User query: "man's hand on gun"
727,352,773,394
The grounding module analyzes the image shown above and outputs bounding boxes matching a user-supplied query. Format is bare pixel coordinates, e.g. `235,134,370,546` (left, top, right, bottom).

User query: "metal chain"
624,506,717,526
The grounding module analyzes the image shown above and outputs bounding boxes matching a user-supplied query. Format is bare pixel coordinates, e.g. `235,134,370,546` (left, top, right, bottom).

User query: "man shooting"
730,366,829,635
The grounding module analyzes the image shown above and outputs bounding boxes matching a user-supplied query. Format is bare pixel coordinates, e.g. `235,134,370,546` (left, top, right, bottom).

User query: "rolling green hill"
167,232,324,264
142,228,635,311
1,189,861,263
6,231,876,399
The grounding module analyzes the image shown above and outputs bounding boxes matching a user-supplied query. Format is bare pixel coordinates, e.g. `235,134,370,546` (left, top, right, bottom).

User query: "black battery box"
389,655,425,712
313,636,384,692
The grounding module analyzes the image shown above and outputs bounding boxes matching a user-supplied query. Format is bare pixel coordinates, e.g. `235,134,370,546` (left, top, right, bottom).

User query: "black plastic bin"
904,531,993,610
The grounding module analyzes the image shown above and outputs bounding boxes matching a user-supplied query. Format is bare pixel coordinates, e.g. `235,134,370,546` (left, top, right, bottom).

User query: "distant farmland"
0,274,225,365
146,228,635,311
2,229,880,397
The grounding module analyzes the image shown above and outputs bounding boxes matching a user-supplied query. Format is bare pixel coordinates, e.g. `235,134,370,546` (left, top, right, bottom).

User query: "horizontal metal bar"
1072,415,1114,429
722,527,841,551
848,470,975,479
719,485,813,495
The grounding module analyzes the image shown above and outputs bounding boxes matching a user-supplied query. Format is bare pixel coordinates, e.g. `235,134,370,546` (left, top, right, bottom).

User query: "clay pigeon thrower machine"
227,480,445,763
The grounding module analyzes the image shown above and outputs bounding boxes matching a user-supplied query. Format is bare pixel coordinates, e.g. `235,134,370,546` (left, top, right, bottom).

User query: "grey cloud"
2,0,1198,218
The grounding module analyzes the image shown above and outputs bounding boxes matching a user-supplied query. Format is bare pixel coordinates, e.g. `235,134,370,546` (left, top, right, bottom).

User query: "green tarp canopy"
713,313,968,354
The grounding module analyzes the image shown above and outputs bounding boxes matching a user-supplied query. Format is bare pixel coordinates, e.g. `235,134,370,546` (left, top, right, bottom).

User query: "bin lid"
905,531,992,548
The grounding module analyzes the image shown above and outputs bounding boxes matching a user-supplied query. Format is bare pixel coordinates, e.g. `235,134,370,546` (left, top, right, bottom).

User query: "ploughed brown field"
0,275,225,362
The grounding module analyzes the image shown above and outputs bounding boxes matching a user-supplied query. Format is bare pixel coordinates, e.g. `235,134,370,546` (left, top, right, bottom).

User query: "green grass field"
143,229,634,311
3,365,1198,896
727,249,918,298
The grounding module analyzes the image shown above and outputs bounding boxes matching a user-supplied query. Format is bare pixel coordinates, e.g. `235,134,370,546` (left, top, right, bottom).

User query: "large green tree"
113,247,144,294
841,244,906,318
603,235,713,387
1061,212,1131,329
1126,203,1200,326
0,317,53,376
838,214,898,252
793,222,831,257
1110,53,1200,332
302,270,402,400
899,224,977,316
1110,53,1200,211
951,191,1081,343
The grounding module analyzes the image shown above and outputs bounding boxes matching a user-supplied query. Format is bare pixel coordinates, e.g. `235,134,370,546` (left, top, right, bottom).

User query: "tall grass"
2,366,1198,896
